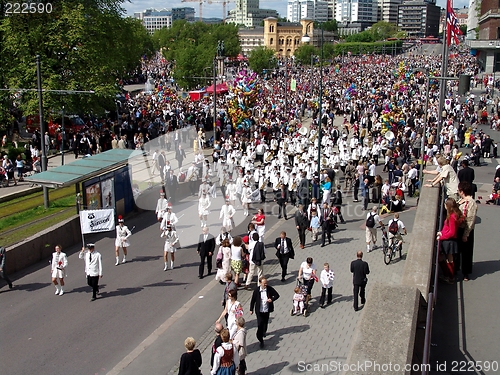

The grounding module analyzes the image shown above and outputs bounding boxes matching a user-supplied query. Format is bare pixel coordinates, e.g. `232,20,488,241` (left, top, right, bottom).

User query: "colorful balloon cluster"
344,83,357,100
155,84,177,102
228,70,260,131
380,103,405,133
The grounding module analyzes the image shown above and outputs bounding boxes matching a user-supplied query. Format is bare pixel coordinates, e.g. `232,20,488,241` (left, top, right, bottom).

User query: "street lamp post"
318,26,324,178
36,55,49,209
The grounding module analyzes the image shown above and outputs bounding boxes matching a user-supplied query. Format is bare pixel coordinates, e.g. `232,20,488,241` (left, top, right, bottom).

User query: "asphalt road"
0,188,306,375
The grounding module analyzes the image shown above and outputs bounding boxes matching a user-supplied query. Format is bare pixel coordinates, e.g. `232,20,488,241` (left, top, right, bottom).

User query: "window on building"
270,37,274,45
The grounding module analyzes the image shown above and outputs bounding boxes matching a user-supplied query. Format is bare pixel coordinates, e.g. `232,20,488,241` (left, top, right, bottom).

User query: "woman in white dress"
198,192,211,227
51,245,68,296
215,239,232,283
216,289,242,339
235,171,244,204
240,182,252,216
115,216,131,265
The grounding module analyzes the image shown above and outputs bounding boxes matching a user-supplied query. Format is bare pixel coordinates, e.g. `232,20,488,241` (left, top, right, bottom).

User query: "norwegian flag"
446,0,462,46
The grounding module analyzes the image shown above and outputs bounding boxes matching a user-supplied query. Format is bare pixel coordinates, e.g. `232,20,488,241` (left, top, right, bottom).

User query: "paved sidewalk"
166,205,417,375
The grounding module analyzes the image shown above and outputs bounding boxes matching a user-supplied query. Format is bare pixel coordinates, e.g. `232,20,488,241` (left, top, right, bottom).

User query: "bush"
7,146,26,162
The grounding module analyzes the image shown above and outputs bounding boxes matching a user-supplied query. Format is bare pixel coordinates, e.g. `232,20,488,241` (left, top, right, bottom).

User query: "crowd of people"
3,45,500,375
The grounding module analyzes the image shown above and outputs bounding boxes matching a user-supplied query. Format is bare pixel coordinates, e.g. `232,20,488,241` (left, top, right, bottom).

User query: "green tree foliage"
248,46,277,76
459,24,467,36
316,20,337,33
0,0,154,121
345,21,399,43
154,20,240,89
293,45,318,66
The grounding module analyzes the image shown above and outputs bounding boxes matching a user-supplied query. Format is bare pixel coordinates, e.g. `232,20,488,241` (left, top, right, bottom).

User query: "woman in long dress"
215,239,232,283
198,192,211,228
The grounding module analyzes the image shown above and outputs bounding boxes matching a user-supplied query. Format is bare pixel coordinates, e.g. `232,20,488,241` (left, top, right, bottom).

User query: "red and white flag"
446,0,462,46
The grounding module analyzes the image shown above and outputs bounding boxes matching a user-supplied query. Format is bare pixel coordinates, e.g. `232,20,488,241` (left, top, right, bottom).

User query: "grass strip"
0,196,75,233
0,209,76,247
0,185,75,216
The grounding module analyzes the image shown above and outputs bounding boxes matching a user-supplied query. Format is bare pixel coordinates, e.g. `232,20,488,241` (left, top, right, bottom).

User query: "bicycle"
380,225,405,265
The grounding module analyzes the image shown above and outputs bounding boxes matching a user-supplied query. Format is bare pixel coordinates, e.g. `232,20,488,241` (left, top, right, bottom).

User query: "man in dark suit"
165,169,178,203
320,202,336,247
297,172,310,208
350,251,370,311
458,160,475,198
274,231,294,282
294,204,309,249
197,226,215,278
276,184,288,220
250,277,280,348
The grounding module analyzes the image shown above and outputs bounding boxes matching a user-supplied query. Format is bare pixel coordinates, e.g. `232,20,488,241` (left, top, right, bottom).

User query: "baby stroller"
290,278,310,317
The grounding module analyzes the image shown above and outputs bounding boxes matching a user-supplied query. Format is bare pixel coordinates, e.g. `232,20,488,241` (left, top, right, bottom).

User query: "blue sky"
123,0,471,19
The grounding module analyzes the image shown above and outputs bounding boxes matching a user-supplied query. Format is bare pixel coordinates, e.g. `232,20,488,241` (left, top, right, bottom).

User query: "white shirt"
320,269,335,288
388,218,405,233
79,250,102,277
366,211,381,225
259,288,269,312
300,261,316,281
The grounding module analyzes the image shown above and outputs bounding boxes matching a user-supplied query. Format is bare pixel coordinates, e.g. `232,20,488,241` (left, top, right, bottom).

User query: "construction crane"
181,0,235,22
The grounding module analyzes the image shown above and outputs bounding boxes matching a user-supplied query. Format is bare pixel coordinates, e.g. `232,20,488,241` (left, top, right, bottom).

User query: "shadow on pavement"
132,255,162,262
99,287,143,298
248,360,289,375
8,282,51,292
144,280,190,287
469,259,500,280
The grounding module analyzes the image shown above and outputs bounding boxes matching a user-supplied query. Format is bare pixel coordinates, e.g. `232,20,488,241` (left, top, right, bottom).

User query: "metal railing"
422,184,446,374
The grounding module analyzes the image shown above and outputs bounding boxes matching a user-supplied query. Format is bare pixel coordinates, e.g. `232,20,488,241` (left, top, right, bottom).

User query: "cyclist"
387,213,407,251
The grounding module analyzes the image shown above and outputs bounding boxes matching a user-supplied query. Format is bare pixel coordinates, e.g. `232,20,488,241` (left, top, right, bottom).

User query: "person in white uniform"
114,216,131,265
163,224,179,270
155,191,168,223
198,192,211,227
51,245,68,296
219,198,236,232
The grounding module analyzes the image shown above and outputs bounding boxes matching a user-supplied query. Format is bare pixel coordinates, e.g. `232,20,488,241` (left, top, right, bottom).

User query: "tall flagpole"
437,0,450,141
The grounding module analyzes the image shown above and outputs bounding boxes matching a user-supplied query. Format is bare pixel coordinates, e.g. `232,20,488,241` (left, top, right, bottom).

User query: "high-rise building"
135,9,172,34
172,7,196,22
397,1,440,37
379,0,402,24
335,0,378,24
287,0,329,23
226,0,279,27
467,0,479,39
134,7,195,34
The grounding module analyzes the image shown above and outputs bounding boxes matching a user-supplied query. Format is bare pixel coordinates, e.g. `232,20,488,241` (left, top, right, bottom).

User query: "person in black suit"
165,169,178,203
457,160,476,198
320,202,336,247
249,278,280,348
197,227,215,278
350,251,370,311
297,172,310,208
294,204,309,249
274,231,294,282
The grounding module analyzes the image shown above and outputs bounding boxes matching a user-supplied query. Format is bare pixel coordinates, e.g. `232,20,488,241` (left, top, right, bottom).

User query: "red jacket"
440,213,460,240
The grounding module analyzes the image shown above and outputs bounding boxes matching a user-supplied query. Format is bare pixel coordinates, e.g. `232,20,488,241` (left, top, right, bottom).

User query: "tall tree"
0,0,154,120
154,21,240,89
248,46,277,76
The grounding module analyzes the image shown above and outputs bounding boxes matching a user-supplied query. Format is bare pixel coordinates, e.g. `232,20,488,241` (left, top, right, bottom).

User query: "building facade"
134,7,195,34
226,0,279,27
287,0,329,22
335,0,379,24
379,0,402,24
239,27,265,56
467,0,479,39
397,1,440,38
468,0,500,72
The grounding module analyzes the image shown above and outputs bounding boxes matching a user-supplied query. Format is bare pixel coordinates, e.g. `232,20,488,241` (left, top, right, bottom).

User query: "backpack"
389,219,399,234
366,213,375,228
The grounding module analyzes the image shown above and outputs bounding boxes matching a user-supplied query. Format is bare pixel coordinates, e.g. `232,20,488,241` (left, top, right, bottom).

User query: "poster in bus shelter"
101,177,115,209
85,182,102,210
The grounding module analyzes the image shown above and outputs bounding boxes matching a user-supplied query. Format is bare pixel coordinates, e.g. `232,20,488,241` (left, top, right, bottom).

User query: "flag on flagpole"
446,0,462,46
